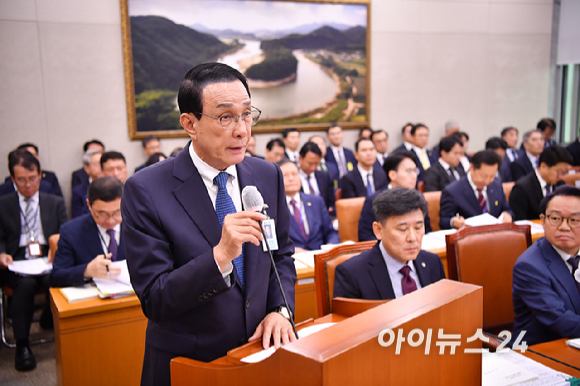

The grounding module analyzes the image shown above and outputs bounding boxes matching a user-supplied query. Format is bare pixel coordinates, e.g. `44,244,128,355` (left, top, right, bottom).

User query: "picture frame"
120,0,371,139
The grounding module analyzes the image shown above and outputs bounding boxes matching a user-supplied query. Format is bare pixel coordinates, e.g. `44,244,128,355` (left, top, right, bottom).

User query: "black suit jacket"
301,170,335,216
423,161,466,192
71,168,89,189
333,242,446,300
0,192,68,259
567,140,580,167
340,167,388,199
71,181,90,218
510,173,564,221
510,154,535,182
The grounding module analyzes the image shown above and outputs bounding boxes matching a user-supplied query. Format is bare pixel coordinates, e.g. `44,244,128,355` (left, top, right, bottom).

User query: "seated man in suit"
135,136,161,173
309,135,339,188
440,150,513,229
264,138,286,163
358,152,431,241
325,123,357,181
537,118,557,148
10,143,63,197
280,160,338,252
393,122,415,153
282,128,301,163
51,177,125,287
371,130,389,167
101,151,127,183
0,149,68,371
334,188,445,300
423,136,465,192
567,137,580,167
410,123,436,179
298,142,335,217
71,149,103,218
485,137,513,183
510,146,572,221
71,139,105,188
513,185,580,345
502,126,520,163
340,138,388,199
510,129,545,182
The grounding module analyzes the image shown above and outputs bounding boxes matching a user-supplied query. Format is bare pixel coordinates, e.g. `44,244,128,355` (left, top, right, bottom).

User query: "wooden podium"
171,280,483,385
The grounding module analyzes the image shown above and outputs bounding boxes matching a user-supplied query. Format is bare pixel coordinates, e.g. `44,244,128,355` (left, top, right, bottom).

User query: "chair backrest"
417,181,425,193
335,197,366,242
502,182,515,201
314,240,376,316
445,223,532,332
423,191,442,232
48,234,60,263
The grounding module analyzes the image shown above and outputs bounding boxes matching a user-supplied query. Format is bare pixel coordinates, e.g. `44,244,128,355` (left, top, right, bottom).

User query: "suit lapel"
301,193,317,244
83,216,107,257
39,193,51,240
9,193,21,239
542,241,580,313
460,179,481,214
414,252,430,287
529,175,544,210
367,244,396,299
437,163,453,184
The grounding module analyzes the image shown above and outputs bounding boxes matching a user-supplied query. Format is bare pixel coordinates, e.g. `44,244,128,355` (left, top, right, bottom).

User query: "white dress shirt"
526,151,539,169
534,169,549,197
18,190,46,249
376,152,388,166
467,172,488,211
438,159,460,180
299,169,320,196
96,223,121,255
380,242,422,298
358,164,375,193
552,245,579,274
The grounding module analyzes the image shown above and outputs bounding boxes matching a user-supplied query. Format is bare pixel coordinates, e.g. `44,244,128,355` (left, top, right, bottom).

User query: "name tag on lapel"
261,219,278,252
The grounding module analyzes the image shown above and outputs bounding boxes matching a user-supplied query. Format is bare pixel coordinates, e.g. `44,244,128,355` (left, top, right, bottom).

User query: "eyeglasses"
93,210,122,221
543,214,580,229
14,175,40,185
401,167,420,176
196,107,261,130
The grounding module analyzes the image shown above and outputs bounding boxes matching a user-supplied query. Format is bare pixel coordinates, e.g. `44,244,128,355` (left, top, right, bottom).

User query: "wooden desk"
50,288,147,386
523,339,580,378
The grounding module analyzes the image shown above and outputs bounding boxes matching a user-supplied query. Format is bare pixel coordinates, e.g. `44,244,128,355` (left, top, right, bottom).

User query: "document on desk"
292,250,319,268
60,284,100,303
93,260,134,298
465,213,501,227
514,220,545,235
482,349,571,386
241,323,337,363
566,338,580,350
8,257,52,276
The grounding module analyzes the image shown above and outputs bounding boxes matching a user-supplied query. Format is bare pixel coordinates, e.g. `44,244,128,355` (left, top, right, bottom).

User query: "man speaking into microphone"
121,63,297,386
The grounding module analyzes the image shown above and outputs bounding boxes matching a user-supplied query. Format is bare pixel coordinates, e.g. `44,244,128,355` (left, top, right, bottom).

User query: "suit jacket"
393,146,427,184
71,181,90,218
288,193,339,251
340,167,388,199
0,192,67,259
50,213,126,287
423,161,466,192
567,140,580,167
121,146,296,385
325,146,357,183
41,170,63,197
510,154,535,182
510,173,564,221
439,176,513,229
512,237,580,346
71,168,89,189
0,180,56,197
333,242,446,300
135,163,147,174
301,170,335,216
318,159,340,189
358,189,432,242
499,157,513,183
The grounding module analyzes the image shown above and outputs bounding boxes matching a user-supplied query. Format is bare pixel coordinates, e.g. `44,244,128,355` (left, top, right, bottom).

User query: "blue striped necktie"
214,172,245,290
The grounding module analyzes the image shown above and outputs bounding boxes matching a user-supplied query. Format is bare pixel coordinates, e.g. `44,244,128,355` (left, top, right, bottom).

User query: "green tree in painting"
135,90,181,132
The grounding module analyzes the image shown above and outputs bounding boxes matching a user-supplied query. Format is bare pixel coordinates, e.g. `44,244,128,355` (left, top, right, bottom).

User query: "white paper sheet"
566,338,580,350
8,257,51,276
293,260,308,270
109,259,131,286
421,234,447,250
464,213,501,227
292,250,318,268
514,220,545,235
59,285,100,303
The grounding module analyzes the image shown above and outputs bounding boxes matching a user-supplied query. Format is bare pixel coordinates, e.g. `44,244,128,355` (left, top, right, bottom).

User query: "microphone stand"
259,205,299,340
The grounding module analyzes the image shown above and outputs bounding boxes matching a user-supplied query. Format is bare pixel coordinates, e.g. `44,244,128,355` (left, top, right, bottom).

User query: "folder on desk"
59,284,101,303
93,260,134,298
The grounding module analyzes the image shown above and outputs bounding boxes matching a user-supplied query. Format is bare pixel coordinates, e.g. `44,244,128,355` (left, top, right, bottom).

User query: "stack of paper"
566,338,580,350
8,257,52,276
421,229,457,250
514,220,545,235
464,213,501,227
92,260,134,298
59,284,100,303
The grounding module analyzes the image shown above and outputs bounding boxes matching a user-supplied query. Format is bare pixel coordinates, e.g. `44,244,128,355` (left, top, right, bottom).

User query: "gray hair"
82,149,103,165
372,187,427,224
522,129,544,143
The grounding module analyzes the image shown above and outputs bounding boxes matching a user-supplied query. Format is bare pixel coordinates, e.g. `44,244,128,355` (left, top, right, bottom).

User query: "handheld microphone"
241,186,299,340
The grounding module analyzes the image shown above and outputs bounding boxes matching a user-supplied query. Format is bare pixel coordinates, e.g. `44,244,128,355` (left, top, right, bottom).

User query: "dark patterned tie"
290,199,307,240
400,265,418,295
448,168,457,181
106,229,118,261
214,172,245,290
477,189,487,213
307,174,317,195
567,256,580,295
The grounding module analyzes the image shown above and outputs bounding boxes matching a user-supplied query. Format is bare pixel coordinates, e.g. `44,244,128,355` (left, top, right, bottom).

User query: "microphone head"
242,186,264,212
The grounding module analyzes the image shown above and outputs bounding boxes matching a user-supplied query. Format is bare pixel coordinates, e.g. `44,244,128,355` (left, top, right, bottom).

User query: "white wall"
0,0,553,213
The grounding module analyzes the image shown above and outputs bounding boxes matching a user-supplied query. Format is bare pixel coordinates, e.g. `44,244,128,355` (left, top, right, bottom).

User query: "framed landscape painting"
121,0,370,139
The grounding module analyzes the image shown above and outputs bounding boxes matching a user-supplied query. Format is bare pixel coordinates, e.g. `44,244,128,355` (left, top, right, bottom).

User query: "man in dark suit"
371,130,389,167
309,135,340,189
537,118,557,148
567,138,580,167
440,150,513,229
325,123,357,181
298,142,335,217
71,149,103,218
280,160,338,251
423,136,465,192
282,128,301,164
0,149,68,371
510,146,572,221
340,138,388,199
410,123,437,180
485,137,513,182
15,143,63,197
51,177,125,287
513,186,580,345
71,139,105,188
334,188,445,300
358,152,431,241
501,126,520,163
135,135,161,173
510,129,545,182
393,122,414,153
121,63,296,386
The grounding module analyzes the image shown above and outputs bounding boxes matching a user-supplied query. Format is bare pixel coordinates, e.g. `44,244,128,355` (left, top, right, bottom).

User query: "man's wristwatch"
274,306,291,320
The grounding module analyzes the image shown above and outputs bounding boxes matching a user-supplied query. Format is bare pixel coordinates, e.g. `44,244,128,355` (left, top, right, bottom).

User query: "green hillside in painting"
261,26,366,53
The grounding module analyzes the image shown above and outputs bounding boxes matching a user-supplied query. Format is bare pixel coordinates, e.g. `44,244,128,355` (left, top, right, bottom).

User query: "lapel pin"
307,202,312,206
495,201,498,206
421,262,426,268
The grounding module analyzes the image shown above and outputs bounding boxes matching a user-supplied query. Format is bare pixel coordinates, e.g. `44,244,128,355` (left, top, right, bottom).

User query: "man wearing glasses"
51,176,125,287
513,185,580,345
0,149,68,371
509,145,573,221
121,63,296,386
